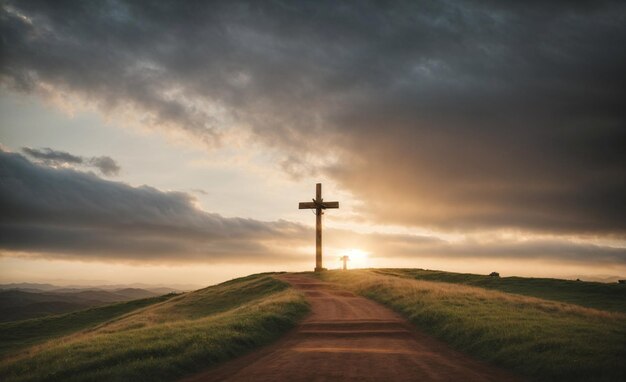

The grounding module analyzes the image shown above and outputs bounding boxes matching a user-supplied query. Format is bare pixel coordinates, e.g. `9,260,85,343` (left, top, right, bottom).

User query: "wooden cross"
299,183,339,272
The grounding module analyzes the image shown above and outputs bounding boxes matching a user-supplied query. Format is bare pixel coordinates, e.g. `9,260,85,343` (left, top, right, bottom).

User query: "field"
0,274,308,382
320,270,626,382
373,268,626,313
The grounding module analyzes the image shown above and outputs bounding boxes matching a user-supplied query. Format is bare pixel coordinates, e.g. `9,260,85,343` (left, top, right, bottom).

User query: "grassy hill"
321,269,626,382
373,268,626,313
3,269,624,381
0,273,308,382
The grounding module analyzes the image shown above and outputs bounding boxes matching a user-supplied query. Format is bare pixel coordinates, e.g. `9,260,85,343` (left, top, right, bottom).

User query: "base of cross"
314,267,327,272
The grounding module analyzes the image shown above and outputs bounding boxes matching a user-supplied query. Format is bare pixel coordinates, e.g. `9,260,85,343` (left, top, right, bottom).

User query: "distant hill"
113,288,164,299
0,283,59,291
146,287,181,295
0,283,191,293
0,288,162,322
0,282,190,322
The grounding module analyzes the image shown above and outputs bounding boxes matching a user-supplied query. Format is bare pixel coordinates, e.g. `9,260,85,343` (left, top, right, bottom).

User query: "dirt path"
182,274,520,381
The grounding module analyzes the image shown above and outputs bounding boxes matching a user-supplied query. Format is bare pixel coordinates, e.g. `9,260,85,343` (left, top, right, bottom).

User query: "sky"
1,0,625,287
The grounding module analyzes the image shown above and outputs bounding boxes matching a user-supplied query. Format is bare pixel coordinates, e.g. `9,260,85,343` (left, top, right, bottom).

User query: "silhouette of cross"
340,255,350,270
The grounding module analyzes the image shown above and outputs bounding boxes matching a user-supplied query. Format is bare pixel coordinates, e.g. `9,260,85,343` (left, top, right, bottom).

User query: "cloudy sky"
1,0,625,286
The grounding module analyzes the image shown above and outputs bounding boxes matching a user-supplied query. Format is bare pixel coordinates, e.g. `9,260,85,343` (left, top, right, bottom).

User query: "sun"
337,248,370,269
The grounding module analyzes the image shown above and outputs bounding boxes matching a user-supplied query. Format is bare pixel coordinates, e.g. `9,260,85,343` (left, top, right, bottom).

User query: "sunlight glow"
336,248,370,270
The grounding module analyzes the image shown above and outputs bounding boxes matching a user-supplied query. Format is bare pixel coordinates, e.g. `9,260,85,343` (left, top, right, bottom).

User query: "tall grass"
322,270,626,382
374,268,626,313
0,274,308,382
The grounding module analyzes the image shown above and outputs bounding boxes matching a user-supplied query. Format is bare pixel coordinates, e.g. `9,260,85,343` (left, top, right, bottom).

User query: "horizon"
1,267,623,289
1,1,625,287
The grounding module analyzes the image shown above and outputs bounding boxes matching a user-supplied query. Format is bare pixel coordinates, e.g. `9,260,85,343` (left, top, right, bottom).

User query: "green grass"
0,294,176,357
321,270,626,382
0,274,309,382
373,268,626,313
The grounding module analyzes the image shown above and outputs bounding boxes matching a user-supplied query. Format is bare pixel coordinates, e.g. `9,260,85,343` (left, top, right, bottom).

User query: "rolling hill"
1,269,624,381
0,273,308,382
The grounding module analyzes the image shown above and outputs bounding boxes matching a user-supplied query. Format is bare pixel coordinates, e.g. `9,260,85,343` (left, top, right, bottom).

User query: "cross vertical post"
299,183,339,272
315,183,323,271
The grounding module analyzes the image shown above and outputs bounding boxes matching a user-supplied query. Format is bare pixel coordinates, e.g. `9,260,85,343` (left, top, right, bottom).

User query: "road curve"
182,274,520,382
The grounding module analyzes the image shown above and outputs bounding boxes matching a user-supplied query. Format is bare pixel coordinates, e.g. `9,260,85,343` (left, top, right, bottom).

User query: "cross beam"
299,183,339,272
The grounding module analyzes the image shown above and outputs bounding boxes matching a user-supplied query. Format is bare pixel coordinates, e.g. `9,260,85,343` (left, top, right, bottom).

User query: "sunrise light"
336,248,370,269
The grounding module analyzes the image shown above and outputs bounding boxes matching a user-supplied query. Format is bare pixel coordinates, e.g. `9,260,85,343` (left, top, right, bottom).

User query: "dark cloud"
363,234,626,266
322,229,626,266
1,149,623,266
21,147,82,165
0,149,307,262
1,1,625,235
88,156,120,176
21,147,121,176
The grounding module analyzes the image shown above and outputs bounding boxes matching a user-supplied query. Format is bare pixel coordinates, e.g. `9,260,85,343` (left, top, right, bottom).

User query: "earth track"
182,274,520,381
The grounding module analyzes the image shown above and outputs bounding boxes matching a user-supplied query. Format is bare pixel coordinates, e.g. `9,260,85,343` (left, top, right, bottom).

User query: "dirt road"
183,274,519,381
